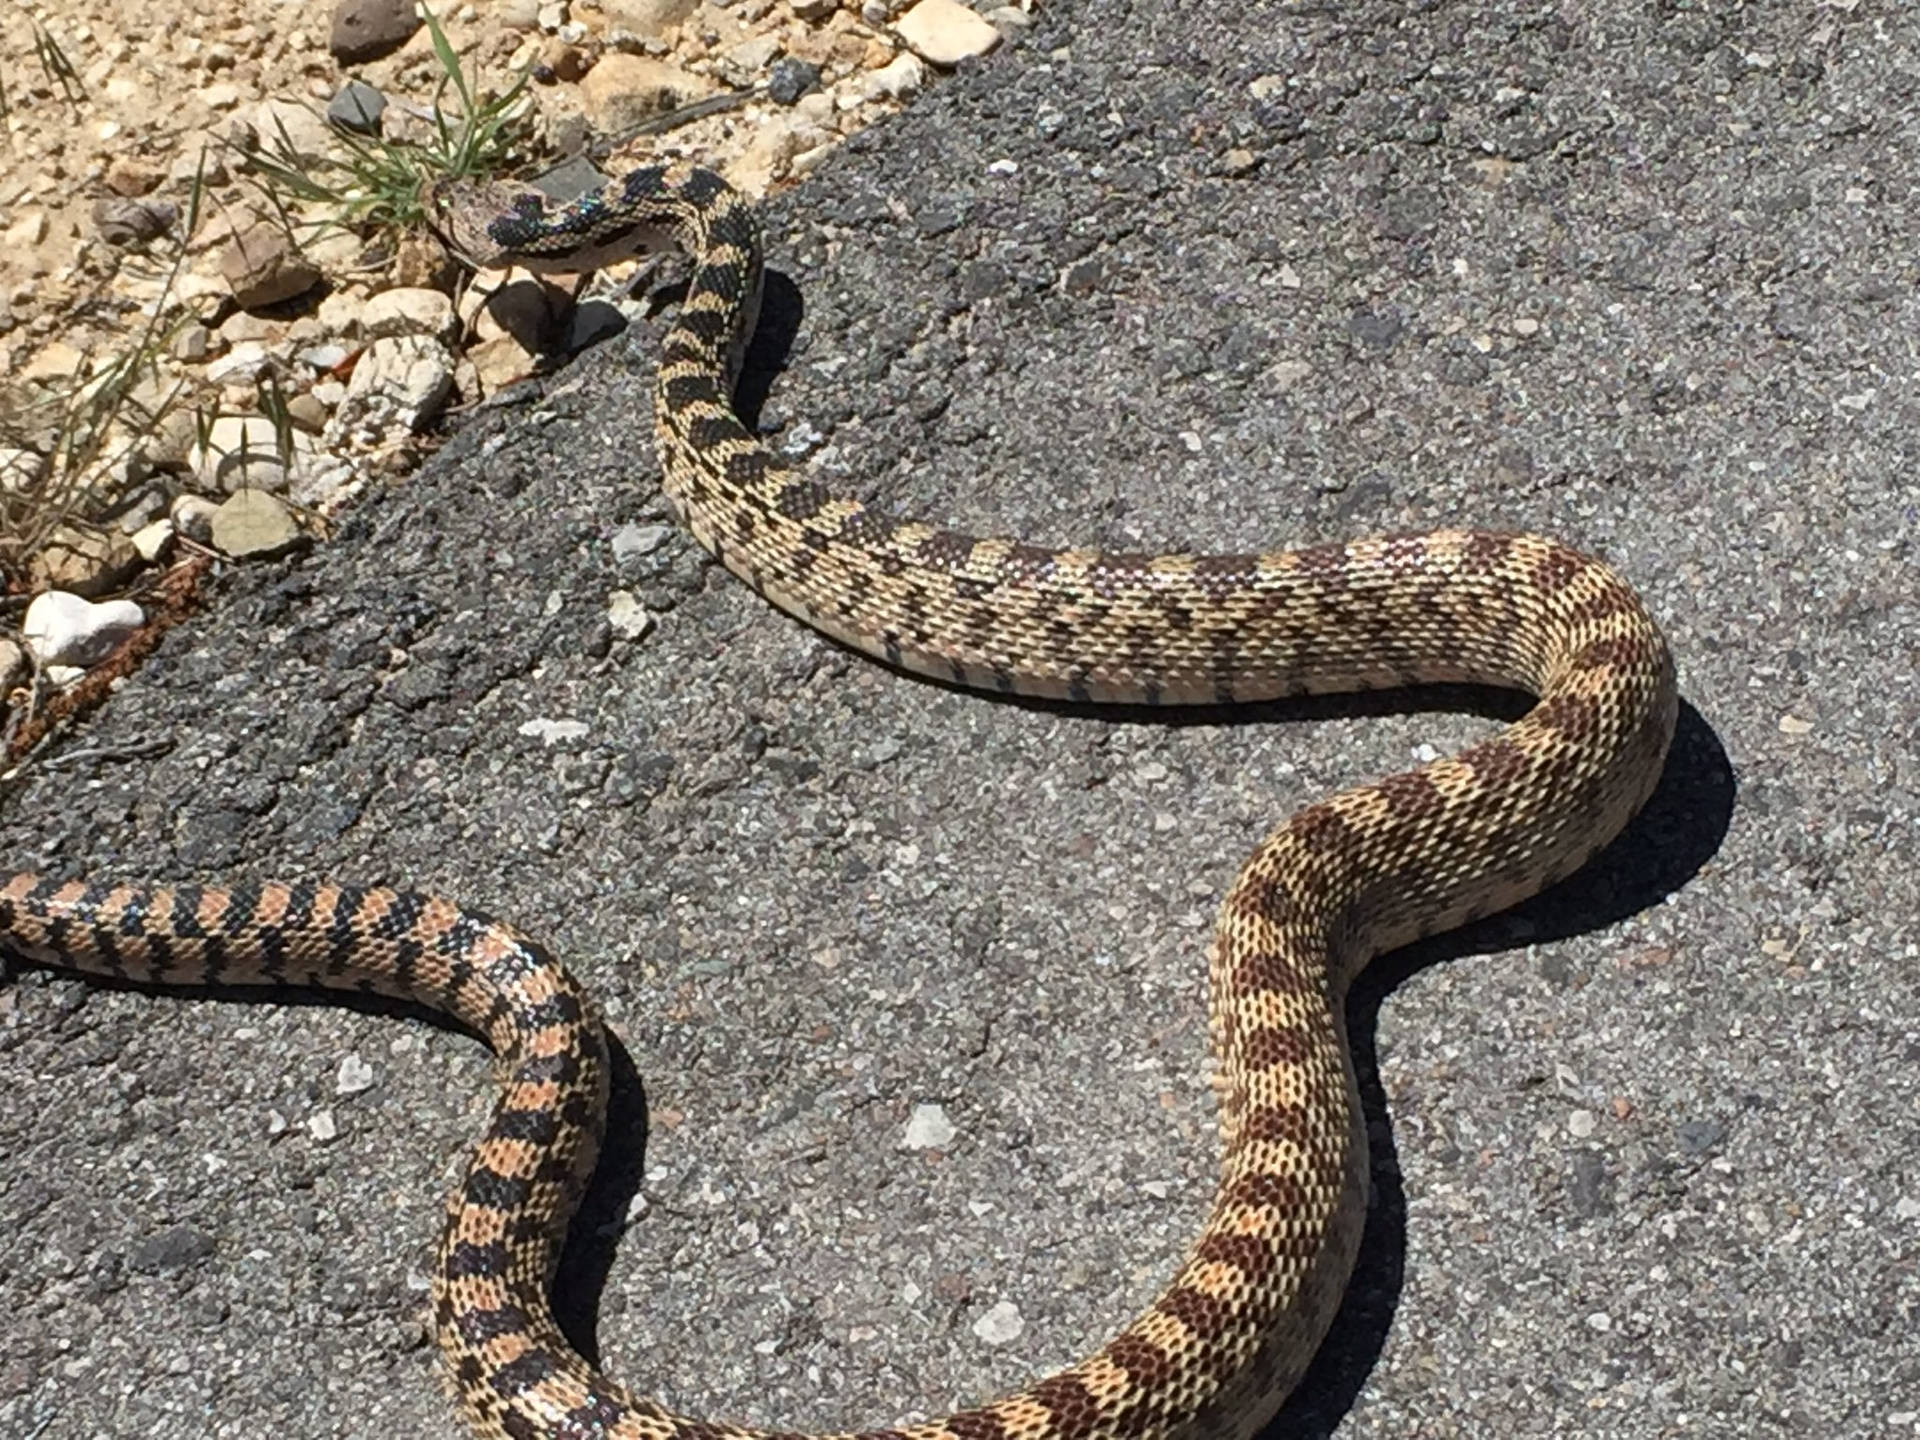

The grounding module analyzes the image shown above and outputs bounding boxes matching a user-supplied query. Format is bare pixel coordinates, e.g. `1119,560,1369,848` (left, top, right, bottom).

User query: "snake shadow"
1262,696,1733,1436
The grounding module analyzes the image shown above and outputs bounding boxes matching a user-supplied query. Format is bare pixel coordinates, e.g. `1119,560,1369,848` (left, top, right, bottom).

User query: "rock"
20,341,87,384
193,416,293,493
327,80,386,134
210,490,305,559
0,447,47,492
221,220,320,309
580,54,718,133
335,1054,376,1096
172,324,213,362
100,200,173,253
130,518,176,563
901,1102,957,1150
360,287,459,342
0,638,25,695
336,334,456,434
790,0,835,18
329,0,419,63
464,333,542,395
284,392,331,433
499,0,542,28
723,33,782,77
104,157,165,197
251,99,335,167
170,494,220,544
893,0,1001,66
565,300,627,353
767,56,823,104
29,527,142,597
204,340,276,386
22,591,146,668
863,51,927,99
606,590,653,640
540,39,591,82
598,0,699,37
971,1300,1024,1346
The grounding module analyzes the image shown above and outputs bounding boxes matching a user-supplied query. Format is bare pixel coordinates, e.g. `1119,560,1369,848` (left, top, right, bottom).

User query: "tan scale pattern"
2,165,1676,1440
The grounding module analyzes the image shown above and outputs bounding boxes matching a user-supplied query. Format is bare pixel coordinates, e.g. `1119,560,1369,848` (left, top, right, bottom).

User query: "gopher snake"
1,164,1677,1440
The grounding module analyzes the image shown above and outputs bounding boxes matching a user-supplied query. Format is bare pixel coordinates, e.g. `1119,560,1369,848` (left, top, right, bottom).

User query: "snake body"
2,165,1677,1440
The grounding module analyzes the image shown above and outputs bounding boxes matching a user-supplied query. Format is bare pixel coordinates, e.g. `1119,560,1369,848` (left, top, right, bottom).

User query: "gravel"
3,2,1917,1437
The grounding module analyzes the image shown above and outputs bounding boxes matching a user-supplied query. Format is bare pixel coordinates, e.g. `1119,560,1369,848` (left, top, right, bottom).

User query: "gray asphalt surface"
4,2,1918,1436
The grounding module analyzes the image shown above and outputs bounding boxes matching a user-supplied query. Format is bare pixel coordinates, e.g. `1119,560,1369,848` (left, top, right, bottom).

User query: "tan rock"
210,489,305,559
105,157,166,197
893,0,1000,66
29,524,143,597
601,0,702,34
580,54,718,133
221,220,321,308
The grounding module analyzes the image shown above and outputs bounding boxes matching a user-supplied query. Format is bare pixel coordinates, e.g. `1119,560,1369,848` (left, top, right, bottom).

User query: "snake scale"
1,163,1678,1439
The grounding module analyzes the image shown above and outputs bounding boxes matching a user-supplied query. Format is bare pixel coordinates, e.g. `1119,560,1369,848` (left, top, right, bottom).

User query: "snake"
1,162,1678,1440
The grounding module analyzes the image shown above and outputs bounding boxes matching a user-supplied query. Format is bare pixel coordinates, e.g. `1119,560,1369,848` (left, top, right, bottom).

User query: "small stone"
985,4,1030,27
251,99,335,168
1895,1196,1920,1221
581,54,717,132
791,0,836,17
1778,714,1813,735
612,522,673,560
327,80,386,134
901,1102,956,1150
221,221,321,309
29,528,142,598
335,1053,376,1096
1585,1311,1613,1333
104,157,166,197
519,717,590,745
361,287,459,342
540,39,591,81
599,0,699,35
864,51,927,99
210,490,305,559
20,341,86,383
971,1300,1024,1345
307,1109,339,1143
204,340,276,386
499,0,542,27
173,324,213,362
284,392,331,432
565,300,627,352
606,590,654,640
22,592,146,668
725,34,782,76
169,494,220,544
130,518,175,563
767,56,823,104
1566,1109,1597,1138
194,416,291,493
0,639,24,694
329,0,420,63
0,448,48,491
893,0,1002,66
197,81,241,109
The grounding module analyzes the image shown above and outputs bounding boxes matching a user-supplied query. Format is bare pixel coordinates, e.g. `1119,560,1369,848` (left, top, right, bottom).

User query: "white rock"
335,1053,376,1096
204,340,275,385
971,1300,1024,1345
893,0,1001,66
130,518,175,562
336,334,456,434
193,415,292,493
865,51,928,99
307,1109,339,1143
170,493,220,544
22,591,146,668
606,590,654,640
360,287,459,342
518,717,591,745
901,1102,956,1150
612,522,673,559
0,446,48,492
